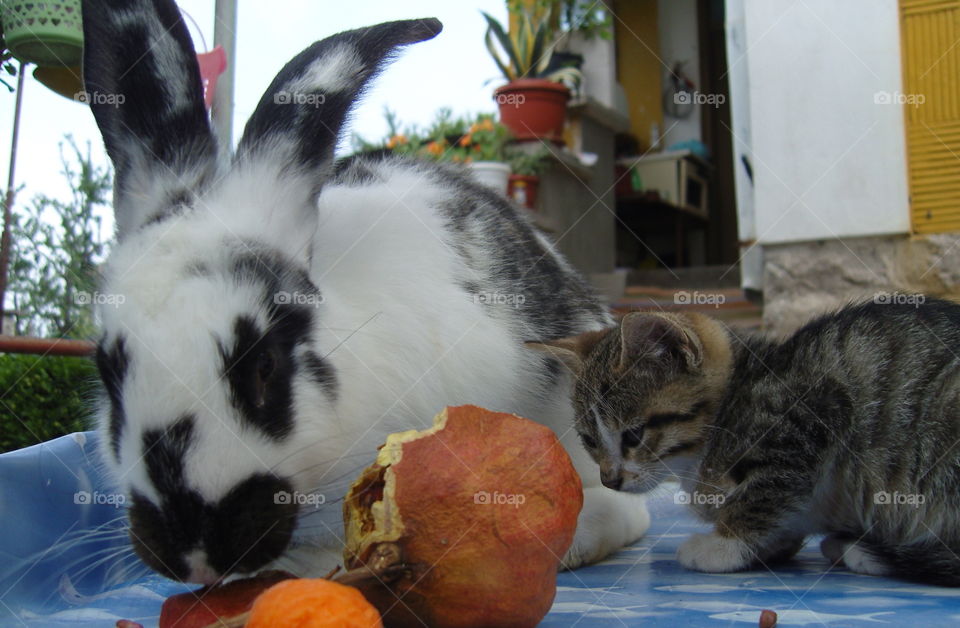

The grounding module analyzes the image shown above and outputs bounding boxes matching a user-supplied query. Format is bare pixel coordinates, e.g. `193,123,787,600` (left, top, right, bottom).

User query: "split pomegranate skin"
343,405,583,628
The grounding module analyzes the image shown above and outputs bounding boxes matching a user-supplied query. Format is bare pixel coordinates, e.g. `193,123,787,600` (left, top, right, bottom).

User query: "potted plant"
357,109,515,195
454,114,513,193
483,1,582,144
507,147,550,210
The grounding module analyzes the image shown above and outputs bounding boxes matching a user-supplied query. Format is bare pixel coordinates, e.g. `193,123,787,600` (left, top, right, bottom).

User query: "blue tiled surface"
3,432,960,626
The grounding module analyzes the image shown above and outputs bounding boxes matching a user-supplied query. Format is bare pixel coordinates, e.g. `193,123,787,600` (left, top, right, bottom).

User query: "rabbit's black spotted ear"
81,0,218,238
234,18,442,201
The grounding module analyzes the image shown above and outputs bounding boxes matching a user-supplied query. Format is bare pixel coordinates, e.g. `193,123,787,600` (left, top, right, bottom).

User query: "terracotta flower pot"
494,79,570,144
508,174,539,210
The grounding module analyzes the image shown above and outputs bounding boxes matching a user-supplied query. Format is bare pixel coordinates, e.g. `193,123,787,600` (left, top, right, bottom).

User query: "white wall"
725,0,762,291
657,0,702,149
739,0,910,244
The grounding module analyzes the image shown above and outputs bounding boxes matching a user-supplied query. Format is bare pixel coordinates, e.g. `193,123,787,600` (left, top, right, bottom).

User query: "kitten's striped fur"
530,298,960,585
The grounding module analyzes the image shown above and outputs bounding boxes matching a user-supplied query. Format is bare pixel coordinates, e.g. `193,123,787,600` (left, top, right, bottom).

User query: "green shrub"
0,353,98,454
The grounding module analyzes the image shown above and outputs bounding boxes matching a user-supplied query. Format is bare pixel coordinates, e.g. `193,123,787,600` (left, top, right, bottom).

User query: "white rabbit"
82,0,649,584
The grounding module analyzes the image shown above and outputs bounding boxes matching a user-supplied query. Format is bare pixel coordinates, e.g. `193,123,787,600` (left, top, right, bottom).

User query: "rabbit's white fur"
82,3,649,582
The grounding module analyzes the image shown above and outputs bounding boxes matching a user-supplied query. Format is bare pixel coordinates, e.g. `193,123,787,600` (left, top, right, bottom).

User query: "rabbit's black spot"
128,474,298,581
220,315,296,440
96,335,129,461
303,350,338,400
204,473,298,576
142,415,195,496
128,490,194,580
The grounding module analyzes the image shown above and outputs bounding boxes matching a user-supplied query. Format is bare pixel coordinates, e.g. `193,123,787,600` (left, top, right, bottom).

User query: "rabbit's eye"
256,350,275,382
253,350,276,408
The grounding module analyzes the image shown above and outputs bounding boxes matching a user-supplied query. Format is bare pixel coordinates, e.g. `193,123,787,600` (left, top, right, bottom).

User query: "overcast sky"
0,1,507,229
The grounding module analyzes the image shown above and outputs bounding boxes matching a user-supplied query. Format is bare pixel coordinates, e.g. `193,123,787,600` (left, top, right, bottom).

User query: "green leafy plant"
9,137,110,339
0,352,97,453
357,109,513,164
507,146,551,177
482,1,582,87
560,0,613,41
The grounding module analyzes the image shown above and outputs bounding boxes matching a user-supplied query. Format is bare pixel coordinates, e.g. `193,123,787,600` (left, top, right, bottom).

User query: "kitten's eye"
621,425,645,449
580,433,598,449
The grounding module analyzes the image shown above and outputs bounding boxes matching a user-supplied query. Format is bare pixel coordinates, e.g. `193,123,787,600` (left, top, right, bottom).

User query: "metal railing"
0,335,94,357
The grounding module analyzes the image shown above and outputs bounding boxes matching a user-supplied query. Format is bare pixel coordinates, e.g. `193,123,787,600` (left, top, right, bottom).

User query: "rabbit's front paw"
677,531,752,572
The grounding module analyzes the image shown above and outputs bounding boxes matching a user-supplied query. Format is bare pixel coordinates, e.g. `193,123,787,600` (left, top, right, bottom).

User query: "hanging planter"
2,0,84,67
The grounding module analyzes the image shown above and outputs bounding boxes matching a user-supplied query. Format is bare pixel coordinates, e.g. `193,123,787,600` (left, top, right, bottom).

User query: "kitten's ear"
526,329,607,374
525,339,585,374
619,312,703,372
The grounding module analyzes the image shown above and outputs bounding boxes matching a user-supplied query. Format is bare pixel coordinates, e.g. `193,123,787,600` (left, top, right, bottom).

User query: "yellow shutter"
901,0,960,232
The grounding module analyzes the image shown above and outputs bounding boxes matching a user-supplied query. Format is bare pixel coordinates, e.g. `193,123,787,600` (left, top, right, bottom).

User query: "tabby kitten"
528,299,960,585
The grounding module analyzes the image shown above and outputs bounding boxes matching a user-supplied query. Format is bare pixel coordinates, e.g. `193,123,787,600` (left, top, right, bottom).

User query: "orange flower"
385,134,407,149
426,141,444,156
481,118,495,131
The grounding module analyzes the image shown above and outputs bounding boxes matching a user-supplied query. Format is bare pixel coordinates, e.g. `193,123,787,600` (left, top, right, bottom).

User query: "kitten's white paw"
819,536,891,575
677,532,752,572
840,543,892,576
562,487,650,569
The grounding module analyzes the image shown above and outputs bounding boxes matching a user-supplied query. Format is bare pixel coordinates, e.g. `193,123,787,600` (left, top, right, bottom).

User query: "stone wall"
762,233,960,337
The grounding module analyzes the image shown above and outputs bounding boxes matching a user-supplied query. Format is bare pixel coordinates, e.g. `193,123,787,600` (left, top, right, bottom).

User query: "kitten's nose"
601,473,623,490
